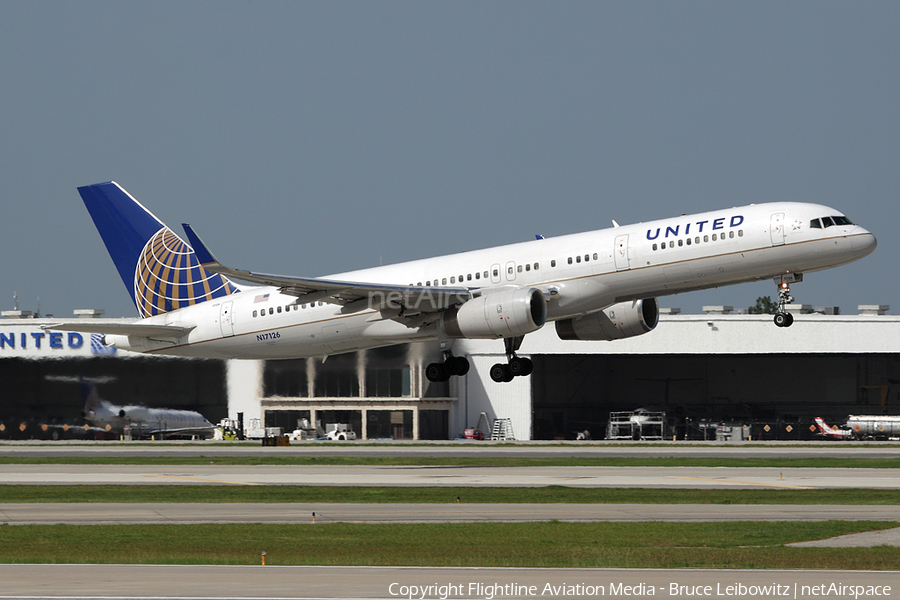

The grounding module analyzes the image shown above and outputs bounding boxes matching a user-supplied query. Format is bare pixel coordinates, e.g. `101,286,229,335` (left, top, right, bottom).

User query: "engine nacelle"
440,287,547,339
555,298,659,341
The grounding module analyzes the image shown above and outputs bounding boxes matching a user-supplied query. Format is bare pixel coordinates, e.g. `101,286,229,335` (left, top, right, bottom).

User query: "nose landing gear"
773,279,795,328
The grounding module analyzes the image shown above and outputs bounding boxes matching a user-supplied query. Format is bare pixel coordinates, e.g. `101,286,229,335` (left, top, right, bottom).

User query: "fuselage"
110,201,876,359
86,401,215,437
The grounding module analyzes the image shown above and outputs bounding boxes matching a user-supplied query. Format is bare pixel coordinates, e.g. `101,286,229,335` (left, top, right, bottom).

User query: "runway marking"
144,474,262,486
670,476,813,489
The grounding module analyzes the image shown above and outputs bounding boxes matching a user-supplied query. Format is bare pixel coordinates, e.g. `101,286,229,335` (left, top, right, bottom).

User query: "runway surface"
3,439,900,459
1,564,898,600
1,463,899,488
1,502,899,524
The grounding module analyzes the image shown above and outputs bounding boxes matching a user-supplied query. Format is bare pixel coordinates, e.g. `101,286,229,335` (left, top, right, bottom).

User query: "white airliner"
44,182,876,383
44,376,216,439
77,378,215,439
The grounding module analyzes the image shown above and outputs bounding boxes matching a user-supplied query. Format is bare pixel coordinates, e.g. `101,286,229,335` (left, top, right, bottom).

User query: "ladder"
490,418,515,441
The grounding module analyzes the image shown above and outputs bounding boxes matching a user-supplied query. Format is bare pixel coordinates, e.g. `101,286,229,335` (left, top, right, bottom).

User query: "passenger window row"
253,301,324,318
410,262,543,287
651,230,743,251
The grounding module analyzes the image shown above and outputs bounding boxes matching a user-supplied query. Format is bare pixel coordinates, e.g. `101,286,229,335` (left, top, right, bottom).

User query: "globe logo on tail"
134,227,237,318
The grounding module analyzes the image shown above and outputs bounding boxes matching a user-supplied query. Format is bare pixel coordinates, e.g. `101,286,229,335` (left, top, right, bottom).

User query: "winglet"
181,223,219,267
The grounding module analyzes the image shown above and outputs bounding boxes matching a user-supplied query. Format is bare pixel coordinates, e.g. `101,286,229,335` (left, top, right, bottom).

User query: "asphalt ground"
2,439,900,459
0,463,898,488
1,564,898,600
1,502,899,524
1,442,898,598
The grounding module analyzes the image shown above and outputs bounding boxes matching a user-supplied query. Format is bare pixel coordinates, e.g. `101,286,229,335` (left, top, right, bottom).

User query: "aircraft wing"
42,321,195,337
182,224,472,314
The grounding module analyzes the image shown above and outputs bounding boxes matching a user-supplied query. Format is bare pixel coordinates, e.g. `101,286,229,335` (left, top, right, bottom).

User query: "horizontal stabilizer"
42,321,195,338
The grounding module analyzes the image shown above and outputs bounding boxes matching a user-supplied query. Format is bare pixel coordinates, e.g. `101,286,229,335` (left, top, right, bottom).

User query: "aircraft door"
505,261,517,282
770,213,785,246
219,301,235,337
614,234,630,271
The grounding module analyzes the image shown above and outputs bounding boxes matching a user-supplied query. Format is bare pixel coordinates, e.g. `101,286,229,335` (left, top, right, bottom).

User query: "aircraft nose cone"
850,230,877,258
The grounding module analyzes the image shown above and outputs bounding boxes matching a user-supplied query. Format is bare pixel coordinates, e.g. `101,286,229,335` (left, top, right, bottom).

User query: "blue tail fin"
78,182,239,317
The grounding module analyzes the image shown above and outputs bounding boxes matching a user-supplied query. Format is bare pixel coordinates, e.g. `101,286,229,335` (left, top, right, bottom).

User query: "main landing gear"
773,280,794,328
425,354,470,383
489,336,533,383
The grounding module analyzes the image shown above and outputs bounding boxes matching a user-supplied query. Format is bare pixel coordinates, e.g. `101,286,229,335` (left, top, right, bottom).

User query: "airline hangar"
3,304,896,441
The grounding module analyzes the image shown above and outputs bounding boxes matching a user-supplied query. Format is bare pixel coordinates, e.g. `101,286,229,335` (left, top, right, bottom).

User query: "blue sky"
1,2,897,318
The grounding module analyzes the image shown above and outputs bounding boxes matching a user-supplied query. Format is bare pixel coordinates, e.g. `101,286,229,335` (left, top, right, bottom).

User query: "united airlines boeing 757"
44,182,876,383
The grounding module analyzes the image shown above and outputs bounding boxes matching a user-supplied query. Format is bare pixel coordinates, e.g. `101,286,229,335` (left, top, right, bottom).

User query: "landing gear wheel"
425,362,450,382
773,312,794,328
453,356,470,376
508,356,534,377
490,363,511,383
519,357,533,376
508,357,525,376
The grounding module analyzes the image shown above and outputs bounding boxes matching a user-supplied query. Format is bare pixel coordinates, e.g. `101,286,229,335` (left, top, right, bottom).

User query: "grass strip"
0,521,897,570
0,485,898,504
0,455,898,468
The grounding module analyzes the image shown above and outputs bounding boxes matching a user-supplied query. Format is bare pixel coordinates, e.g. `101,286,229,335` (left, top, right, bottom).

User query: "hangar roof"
461,308,900,356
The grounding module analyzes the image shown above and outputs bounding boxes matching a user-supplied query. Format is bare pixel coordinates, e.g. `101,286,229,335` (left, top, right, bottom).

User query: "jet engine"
555,298,659,341
440,287,547,339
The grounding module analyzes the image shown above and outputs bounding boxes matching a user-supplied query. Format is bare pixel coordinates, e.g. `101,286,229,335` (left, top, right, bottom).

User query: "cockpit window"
821,216,835,228
832,215,853,226
810,219,822,229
